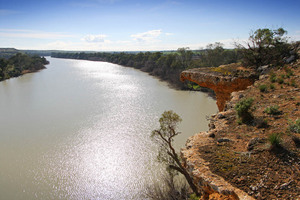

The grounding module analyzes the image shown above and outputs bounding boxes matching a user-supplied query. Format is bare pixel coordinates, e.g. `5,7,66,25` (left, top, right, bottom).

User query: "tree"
151,111,200,196
239,28,291,68
176,47,193,69
203,42,225,67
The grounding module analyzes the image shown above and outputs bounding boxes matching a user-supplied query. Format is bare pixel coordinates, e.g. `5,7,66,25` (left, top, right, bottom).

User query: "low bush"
235,98,254,123
264,105,281,115
291,79,297,87
277,78,284,84
289,119,300,133
259,84,268,92
269,84,275,90
269,73,277,83
268,132,282,148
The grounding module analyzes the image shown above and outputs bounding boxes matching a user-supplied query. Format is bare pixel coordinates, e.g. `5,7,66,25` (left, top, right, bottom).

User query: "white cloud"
165,32,174,36
0,29,74,39
82,34,108,43
131,30,162,43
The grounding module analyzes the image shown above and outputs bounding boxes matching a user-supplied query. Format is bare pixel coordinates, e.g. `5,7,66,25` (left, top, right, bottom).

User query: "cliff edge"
181,60,300,199
180,64,256,111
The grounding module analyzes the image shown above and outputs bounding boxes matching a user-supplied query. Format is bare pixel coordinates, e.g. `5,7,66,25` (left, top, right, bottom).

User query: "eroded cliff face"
180,66,256,111
181,107,255,200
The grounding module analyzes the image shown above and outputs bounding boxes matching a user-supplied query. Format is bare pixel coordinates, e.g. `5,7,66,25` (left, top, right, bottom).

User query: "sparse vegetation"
269,73,277,83
277,77,284,84
269,84,275,90
264,105,281,115
291,79,297,87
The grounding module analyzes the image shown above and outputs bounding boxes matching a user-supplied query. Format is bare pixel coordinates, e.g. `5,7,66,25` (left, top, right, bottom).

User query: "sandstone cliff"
181,61,300,199
180,64,256,111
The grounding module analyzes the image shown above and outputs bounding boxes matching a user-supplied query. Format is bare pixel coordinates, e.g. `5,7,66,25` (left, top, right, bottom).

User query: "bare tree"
144,173,189,200
151,111,200,196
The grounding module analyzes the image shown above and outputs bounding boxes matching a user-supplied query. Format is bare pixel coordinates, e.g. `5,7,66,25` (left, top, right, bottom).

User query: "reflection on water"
0,57,217,199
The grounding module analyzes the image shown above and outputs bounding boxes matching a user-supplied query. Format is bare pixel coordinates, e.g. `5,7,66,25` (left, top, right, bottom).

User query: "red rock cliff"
180,66,256,111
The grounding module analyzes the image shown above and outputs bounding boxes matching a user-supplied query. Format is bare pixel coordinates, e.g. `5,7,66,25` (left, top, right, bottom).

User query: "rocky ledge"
181,110,255,200
181,61,300,199
180,64,256,111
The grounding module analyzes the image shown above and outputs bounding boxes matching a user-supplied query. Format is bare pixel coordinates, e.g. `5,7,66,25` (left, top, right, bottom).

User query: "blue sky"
0,0,300,51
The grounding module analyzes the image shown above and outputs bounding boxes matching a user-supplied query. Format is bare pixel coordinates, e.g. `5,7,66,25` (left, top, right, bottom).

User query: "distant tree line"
52,28,297,89
0,53,49,81
52,45,242,89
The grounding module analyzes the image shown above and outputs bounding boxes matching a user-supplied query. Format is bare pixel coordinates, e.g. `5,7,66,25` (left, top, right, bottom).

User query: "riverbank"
0,53,49,81
182,58,300,199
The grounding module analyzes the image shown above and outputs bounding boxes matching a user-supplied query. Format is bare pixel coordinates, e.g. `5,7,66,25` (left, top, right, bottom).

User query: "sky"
0,0,300,51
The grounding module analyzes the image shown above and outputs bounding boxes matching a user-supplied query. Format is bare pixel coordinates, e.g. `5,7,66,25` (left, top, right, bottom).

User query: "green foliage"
239,28,291,68
151,110,182,165
159,111,182,135
269,84,275,90
277,78,284,84
194,42,242,68
0,53,48,81
287,70,294,77
189,193,201,200
268,132,282,147
235,98,254,123
259,84,268,92
291,79,297,87
151,111,200,196
264,105,281,115
289,119,300,133
284,67,294,77
176,47,193,69
52,49,194,89
269,73,277,83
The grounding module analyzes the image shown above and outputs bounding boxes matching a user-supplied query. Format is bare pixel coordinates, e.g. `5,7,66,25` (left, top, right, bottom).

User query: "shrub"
270,84,275,90
289,119,300,133
189,193,201,200
259,84,268,92
255,117,268,128
264,105,281,115
286,68,294,77
269,132,282,147
277,78,284,84
269,73,277,83
235,98,254,123
291,79,297,87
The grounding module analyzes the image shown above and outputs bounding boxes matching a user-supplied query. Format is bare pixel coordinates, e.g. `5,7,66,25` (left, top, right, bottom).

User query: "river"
0,57,217,199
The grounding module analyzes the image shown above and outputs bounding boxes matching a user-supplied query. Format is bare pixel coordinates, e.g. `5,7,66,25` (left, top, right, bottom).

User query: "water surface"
0,57,217,199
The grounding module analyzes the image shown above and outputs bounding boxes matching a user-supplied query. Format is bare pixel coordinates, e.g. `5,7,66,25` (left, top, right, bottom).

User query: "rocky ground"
196,60,300,199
